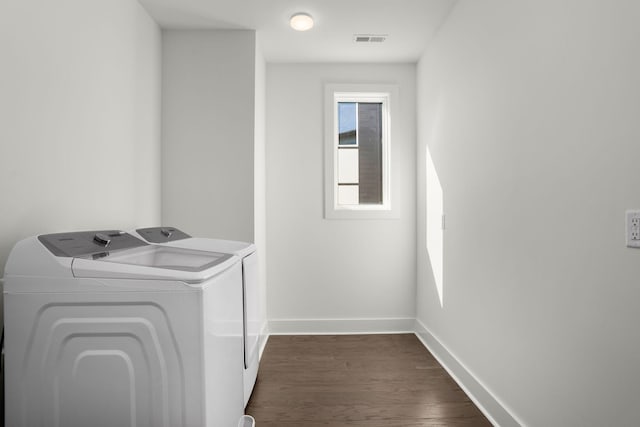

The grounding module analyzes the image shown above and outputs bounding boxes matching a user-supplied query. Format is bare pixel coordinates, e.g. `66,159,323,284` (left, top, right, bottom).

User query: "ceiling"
138,0,458,63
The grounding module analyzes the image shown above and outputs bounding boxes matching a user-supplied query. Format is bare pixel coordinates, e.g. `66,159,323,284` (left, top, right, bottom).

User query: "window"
324,84,397,219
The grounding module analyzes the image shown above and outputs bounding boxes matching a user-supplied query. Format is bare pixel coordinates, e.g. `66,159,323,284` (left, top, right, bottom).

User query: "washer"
133,227,260,407
3,230,245,427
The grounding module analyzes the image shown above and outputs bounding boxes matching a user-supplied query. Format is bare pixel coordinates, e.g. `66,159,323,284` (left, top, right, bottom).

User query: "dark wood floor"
246,334,492,426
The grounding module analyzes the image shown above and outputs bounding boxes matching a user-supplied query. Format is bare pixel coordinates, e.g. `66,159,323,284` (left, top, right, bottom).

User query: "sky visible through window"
338,102,356,134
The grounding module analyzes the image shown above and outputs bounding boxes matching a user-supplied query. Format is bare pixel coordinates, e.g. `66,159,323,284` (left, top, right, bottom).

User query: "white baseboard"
258,320,269,360
268,317,414,335
414,319,522,427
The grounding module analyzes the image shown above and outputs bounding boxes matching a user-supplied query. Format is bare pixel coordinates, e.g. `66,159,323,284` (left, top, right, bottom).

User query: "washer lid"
72,245,237,283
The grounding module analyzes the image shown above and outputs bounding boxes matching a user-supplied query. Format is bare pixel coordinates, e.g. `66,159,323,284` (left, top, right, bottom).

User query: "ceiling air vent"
354,34,387,43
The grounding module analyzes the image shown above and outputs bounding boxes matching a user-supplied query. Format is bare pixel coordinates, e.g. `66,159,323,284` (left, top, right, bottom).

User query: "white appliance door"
242,251,259,406
243,252,260,369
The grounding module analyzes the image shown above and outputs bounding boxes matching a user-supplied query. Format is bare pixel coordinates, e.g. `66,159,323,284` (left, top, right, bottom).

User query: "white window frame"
324,83,398,219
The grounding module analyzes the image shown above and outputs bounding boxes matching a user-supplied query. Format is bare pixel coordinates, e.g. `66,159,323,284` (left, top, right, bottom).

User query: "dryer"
3,230,245,427
133,227,260,407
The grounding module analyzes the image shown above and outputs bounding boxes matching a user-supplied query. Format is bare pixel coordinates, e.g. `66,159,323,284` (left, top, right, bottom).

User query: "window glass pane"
338,102,357,145
338,148,359,184
357,103,383,204
338,185,359,205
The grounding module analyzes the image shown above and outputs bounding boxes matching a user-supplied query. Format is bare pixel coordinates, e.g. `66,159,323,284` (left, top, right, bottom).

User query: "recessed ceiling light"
290,13,314,31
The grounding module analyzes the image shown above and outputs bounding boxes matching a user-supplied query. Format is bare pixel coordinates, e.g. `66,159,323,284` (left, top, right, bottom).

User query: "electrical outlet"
626,210,640,248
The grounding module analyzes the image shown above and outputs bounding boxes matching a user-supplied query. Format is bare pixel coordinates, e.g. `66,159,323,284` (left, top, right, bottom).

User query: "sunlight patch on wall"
426,147,444,307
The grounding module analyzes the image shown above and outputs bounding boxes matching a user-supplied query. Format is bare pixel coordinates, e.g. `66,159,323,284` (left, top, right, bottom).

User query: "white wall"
161,30,256,242
0,0,161,278
416,1,640,425
266,64,416,332
254,40,268,341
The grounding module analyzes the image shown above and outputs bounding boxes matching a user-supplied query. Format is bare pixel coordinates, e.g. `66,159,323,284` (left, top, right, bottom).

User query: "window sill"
324,204,399,220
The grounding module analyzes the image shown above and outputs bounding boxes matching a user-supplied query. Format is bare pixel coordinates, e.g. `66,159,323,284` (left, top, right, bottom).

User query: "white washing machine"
3,230,246,427
133,227,260,407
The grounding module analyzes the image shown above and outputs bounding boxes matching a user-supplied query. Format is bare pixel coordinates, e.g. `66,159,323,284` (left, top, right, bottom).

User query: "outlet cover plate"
626,210,640,248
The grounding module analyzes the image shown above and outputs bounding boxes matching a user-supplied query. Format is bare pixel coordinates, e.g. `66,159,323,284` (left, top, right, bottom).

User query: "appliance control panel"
38,230,148,257
136,227,191,243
